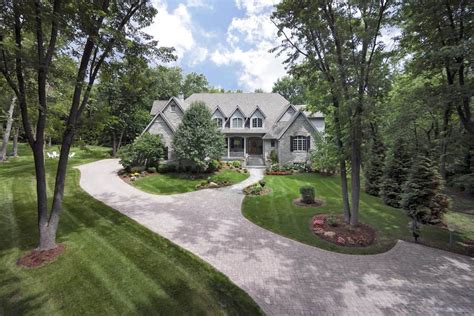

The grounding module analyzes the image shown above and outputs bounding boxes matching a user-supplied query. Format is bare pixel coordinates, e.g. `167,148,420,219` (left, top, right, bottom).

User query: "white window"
232,117,243,128
293,136,308,151
252,117,263,128
214,117,223,127
170,103,176,112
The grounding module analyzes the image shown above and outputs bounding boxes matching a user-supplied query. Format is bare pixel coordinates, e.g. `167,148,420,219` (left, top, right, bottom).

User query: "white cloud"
144,1,210,66
187,0,213,9
210,0,285,91
235,0,278,15
145,2,194,59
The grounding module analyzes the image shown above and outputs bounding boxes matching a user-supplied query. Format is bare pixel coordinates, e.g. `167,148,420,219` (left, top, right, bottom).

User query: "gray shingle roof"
184,93,290,123
150,100,168,116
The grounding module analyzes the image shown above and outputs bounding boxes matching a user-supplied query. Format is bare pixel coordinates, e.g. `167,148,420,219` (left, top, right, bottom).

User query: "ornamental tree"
172,101,225,172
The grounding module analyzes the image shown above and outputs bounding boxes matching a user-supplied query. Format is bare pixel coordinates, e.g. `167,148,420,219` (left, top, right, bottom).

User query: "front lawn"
242,173,473,255
132,169,249,195
0,143,262,315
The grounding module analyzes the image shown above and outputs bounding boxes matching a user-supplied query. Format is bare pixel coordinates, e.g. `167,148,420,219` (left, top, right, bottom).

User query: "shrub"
310,133,338,174
119,133,164,171
268,149,278,164
364,129,385,196
244,184,263,195
158,163,177,173
131,166,145,174
300,185,315,204
326,214,338,227
259,179,266,188
147,167,157,173
232,160,241,168
207,159,220,172
450,173,474,194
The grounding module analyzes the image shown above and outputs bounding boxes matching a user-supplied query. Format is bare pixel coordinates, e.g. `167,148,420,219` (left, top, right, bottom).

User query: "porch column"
244,136,247,155
227,137,230,158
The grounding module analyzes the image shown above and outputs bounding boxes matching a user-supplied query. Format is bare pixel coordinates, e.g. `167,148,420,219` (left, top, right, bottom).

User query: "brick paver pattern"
78,159,474,315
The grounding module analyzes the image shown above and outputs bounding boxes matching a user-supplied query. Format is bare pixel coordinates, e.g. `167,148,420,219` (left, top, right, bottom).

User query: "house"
143,93,324,166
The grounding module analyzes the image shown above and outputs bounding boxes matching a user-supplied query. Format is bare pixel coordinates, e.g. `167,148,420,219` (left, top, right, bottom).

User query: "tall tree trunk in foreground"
0,95,16,161
12,125,18,157
333,100,351,223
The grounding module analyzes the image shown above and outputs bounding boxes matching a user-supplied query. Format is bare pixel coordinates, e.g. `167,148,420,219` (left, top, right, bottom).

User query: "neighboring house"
143,93,324,166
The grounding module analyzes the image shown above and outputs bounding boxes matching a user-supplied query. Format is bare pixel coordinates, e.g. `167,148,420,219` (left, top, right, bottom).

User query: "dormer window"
214,117,223,128
232,117,243,128
252,117,263,128
170,103,176,112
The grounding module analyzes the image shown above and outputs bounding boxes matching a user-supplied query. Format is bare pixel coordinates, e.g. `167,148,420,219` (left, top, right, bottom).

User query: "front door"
247,137,263,155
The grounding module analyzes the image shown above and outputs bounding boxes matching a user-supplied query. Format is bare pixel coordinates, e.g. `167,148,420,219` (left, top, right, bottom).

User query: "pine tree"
364,128,385,196
401,153,449,224
380,138,411,208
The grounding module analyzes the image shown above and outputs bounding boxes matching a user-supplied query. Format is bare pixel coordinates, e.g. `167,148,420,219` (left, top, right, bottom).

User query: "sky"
144,0,286,92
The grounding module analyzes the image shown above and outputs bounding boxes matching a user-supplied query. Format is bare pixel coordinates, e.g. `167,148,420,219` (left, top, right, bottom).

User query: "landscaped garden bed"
242,173,474,255
243,180,271,196
311,214,376,247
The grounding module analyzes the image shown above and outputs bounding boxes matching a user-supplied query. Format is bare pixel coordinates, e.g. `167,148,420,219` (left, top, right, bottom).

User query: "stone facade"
278,113,315,165
147,115,175,160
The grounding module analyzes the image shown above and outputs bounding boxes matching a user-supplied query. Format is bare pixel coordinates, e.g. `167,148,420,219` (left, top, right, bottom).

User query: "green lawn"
0,143,262,315
242,173,474,255
133,169,249,195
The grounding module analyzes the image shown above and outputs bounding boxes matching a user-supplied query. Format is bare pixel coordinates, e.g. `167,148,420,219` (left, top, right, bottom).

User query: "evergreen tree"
380,138,411,208
364,129,385,196
173,101,225,172
401,154,449,224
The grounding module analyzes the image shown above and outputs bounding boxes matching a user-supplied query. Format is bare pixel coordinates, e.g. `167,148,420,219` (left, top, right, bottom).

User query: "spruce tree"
380,138,411,207
173,101,225,172
401,153,449,224
364,129,385,196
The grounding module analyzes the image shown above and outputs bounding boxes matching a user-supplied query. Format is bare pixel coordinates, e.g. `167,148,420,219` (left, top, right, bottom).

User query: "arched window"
232,117,243,128
252,117,263,128
214,117,223,127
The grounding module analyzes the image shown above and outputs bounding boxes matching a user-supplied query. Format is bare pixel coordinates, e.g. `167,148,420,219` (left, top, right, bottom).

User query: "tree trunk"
439,102,452,179
12,126,18,157
112,131,117,157
350,112,362,227
333,105,351,223
117,129,124,153
0,96,17,160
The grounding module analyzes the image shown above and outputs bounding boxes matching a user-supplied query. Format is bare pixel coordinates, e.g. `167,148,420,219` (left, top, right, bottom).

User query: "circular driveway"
78,159,474,315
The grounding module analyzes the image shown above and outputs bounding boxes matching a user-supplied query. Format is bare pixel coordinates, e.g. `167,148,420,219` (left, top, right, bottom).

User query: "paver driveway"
78,159,474,315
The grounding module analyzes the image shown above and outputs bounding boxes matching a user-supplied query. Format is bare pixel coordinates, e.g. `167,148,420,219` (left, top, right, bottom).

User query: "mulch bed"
293,198,324,207
17,244,66,268
311,214,376,247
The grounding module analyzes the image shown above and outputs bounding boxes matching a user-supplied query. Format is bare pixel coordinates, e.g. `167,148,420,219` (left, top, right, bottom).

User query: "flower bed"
311,214,376,247
195,180,231,190
243,183,272,196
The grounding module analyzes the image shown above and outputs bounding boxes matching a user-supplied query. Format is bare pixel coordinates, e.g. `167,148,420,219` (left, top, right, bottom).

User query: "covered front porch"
223,136,265,165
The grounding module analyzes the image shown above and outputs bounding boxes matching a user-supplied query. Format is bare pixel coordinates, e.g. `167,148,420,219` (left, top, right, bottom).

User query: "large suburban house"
143,93,324,166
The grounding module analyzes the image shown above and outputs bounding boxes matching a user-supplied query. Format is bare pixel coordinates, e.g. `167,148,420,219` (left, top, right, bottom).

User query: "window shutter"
306,136,311,151
290,136,294,152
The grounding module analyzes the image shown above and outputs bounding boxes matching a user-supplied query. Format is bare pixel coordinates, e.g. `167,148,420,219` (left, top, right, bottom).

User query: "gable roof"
142,112,176,135
276,111,318,140
150,100,168,115
185,93,289,123
248,105,267,118
275,103,297,122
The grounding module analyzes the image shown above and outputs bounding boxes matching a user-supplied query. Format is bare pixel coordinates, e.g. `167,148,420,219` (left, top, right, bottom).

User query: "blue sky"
144,0,286,92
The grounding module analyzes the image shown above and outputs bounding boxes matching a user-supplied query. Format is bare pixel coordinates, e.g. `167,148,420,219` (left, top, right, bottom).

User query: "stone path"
78,159,474,315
